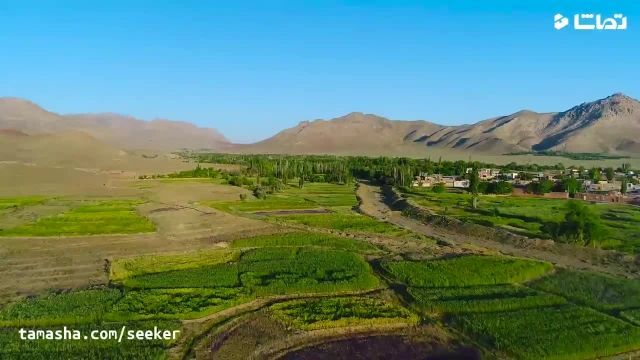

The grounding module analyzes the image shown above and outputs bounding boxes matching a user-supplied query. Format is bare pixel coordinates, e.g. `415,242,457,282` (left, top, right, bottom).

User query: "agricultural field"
209,182,357,213
451,305,640,360
0,196,48,211
228,232,380,253
0,199,155,236
408,285,566,315
384,254,640,359
268,208,410,236
382,255,553,288
270,297,418,330
529,269,640,313
108,233,381,319
210,181,415,238
400,188,640,254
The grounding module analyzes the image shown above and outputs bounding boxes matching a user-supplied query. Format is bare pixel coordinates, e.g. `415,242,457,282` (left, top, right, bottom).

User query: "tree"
558,201,603,247
432,183,446,193
605,167,615,181
621,177,628,195
590,167,601,182
527,179,554,195
561,177,580,197
298,176,305,189
468,168,480,208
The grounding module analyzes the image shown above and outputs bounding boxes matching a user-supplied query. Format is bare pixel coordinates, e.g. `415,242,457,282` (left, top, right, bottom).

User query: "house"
453,179,470,188
584,180,621,192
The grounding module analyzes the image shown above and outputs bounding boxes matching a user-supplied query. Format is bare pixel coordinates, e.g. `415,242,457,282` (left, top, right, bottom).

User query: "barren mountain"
240,93,640,155
243,112,443,155
0,98,228,151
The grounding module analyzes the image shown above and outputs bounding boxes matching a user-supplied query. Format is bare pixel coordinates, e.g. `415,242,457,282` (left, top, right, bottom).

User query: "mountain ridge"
1,93,639,155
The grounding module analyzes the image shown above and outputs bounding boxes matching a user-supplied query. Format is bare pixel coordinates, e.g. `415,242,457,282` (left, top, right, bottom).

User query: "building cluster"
411,167,640,202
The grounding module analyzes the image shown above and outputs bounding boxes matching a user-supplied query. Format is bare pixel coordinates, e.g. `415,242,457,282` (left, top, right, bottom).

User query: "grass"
622,309,640,326
400,188,640,254
0,196,48,210
529,269,640,313
112,245,380,319
0,200,155,236
269,210,410,236
270,297,418,330
229,232,379,253
209,182,357,213
0,289,122,327
383,255,552,288
451,305,640,360
408,285,566,315
108,288,248,320
110,249,240,283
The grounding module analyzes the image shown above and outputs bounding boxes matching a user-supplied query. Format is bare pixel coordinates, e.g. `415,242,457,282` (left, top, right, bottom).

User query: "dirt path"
357,182,637,278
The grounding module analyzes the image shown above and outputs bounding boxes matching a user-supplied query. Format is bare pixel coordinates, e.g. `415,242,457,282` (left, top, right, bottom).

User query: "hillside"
0,98,228,151
239,93,640,155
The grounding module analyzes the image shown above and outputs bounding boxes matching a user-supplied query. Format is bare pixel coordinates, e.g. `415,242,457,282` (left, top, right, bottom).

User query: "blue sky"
1,1,638,143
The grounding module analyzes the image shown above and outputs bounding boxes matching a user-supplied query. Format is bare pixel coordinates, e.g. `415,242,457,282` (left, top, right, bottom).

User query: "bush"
432,183,446,193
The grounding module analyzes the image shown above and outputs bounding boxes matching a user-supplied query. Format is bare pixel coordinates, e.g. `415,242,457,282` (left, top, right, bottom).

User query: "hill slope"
240,93,640,155
0,98,228,151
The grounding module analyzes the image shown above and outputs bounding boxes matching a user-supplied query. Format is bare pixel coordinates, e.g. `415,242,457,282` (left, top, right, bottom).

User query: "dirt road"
357,182,638,278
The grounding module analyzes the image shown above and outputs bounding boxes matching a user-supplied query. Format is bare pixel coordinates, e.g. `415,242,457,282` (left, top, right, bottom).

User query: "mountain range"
1,93,639,159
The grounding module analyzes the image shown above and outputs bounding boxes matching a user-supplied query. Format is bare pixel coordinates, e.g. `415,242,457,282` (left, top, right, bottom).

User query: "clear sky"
1,1,638,143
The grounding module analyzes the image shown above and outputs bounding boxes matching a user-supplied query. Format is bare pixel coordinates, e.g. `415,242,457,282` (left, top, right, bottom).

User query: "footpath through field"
356,182,636,278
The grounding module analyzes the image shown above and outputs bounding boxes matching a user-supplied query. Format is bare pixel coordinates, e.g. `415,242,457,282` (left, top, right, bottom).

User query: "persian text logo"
554,13,628,31
554,14,569,30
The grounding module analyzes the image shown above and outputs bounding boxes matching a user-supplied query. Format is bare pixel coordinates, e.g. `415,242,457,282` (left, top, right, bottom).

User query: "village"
411,167,640,204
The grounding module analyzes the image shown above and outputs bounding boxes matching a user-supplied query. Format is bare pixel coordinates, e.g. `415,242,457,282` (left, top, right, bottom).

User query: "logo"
554,14,569,30
554,13,627,31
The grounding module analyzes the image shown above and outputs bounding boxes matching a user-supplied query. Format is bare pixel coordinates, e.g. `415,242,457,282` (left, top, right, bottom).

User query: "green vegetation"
529,269,640,313
408,285,566,315
0,289,121,327
0,196,47,210
114,245,379,319
383,255,552,288
110,249,240,282
270,297,417,330
505,151,630,160
451,305,640,360
229,232,379,253
210,182,357,213
108,288,247,320
0,200,155,236
622,309,640,326
270,211,408,236
0,321,180,360
400,189,640,254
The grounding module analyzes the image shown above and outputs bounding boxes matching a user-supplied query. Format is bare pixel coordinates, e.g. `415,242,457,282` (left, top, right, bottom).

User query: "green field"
209,182,357,213
270,297,418,330
408,285,566,314
383,255,552,288
112,240,380,319
0,196,48,211
529,269,640,313
0,289,122,327
383,255,640,359
451,305,640,360
229,232,380,253
400,188,640,254
0,200,155,236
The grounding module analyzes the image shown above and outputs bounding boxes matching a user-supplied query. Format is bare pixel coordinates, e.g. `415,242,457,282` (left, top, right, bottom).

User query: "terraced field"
400,187,640,254
383,255,640,359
